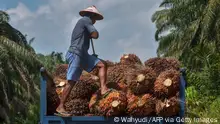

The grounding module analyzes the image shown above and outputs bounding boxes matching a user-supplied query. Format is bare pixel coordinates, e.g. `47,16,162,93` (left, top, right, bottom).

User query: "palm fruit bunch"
40,69,60,115
153,69,181,117
53,77,67,98
126,92,156,116
127,67,156,95
53,64,68,98
64,98,90,116
62,73,99,116
89,90,127,116
106,64,129,91
106,61,143,92
154,69,180,98
47,88,60,115
66,80,99,100
53,64,68,80
89,67,99,76
144,57,180,76
120,54,142,65
106,60,115,67
80,71,100,84
155,94,180,117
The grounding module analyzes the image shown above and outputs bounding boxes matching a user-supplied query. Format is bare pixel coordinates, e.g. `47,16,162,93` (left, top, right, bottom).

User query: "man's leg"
56,80,75,113
56,52,82,115
96,61,109,95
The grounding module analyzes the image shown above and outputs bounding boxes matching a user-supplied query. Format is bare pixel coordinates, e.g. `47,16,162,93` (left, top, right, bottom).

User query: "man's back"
68,16,97,57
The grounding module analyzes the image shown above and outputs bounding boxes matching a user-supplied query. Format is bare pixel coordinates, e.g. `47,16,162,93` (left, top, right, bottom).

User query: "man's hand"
92,54,98,58
90,31,99,39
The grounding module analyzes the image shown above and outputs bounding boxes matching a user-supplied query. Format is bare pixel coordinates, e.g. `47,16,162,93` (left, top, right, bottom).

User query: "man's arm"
84,19,99,39
90,32,99,39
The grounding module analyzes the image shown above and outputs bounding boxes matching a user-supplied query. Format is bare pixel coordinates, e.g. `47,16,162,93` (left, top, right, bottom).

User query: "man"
56,5,111,116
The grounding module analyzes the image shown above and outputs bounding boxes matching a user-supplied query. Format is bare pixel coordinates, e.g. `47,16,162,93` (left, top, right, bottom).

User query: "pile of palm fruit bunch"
46,53,182,117
53,67,100,116
145,57,181,116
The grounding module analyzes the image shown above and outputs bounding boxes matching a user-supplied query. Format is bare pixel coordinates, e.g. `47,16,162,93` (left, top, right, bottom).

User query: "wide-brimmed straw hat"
79,5,104,20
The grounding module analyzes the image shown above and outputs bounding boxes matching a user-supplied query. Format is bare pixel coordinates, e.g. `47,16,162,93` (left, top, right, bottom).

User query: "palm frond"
0,10,10,23
0,22,27,45
0,36,43,68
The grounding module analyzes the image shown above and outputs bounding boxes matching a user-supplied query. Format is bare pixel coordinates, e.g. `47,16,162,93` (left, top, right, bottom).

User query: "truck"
39,67,187,124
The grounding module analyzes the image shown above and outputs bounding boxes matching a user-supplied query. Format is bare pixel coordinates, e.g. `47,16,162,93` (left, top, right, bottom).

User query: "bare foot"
56,105,66,113
101,87,110,95
56,105,72,116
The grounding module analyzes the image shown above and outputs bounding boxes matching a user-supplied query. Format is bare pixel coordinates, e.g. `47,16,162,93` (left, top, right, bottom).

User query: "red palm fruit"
154,69,180,98
126,93,156,116
120,54,142,65
155,94,180,117
89,90,127,116
127,67,156,95
144,57,180,76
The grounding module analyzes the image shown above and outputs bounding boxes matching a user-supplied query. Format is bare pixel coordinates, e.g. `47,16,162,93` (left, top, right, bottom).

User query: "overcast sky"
1,0,162,62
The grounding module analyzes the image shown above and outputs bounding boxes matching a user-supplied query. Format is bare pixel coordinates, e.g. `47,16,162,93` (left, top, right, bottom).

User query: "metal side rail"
39,67,187,124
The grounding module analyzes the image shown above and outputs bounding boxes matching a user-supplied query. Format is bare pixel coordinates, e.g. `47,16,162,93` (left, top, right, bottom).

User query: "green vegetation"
152,0,220,120
0,10,65,124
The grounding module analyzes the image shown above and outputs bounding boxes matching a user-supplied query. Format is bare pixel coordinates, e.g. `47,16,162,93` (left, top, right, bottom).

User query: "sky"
0,0,162,62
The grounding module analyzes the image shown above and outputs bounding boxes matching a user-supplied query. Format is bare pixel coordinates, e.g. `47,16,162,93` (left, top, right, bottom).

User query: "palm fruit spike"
144,57,180,76
127,67,156,95
120,54,142,65
53,64,68,80
64,98,89,116
126,93,156,116
155,94,180,117
154,69,180,98
89,90,127,116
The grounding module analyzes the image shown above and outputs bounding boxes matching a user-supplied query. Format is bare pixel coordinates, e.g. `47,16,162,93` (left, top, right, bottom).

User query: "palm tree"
152,0,220,69
37,52,65,73
152,0,220,119
0,10,27,45
0,10,43,123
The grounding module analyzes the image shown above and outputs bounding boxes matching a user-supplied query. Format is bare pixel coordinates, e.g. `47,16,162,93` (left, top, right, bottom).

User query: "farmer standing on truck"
56,5,112,116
